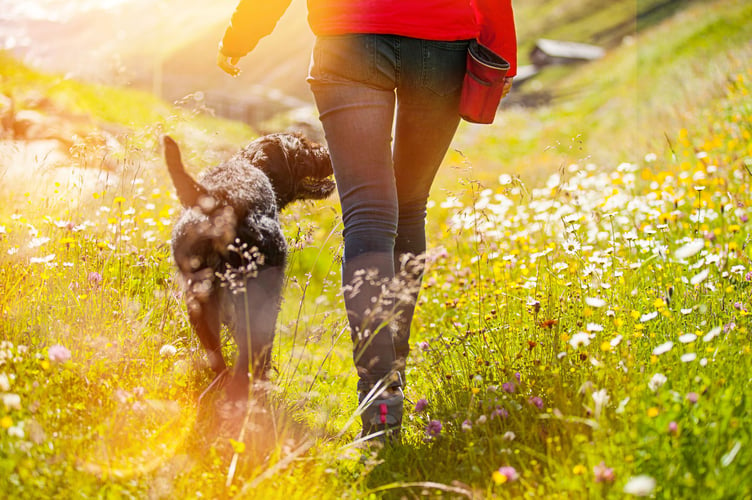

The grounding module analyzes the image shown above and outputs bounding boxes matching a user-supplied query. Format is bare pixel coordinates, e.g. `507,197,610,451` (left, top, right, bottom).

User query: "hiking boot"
358,386,404,443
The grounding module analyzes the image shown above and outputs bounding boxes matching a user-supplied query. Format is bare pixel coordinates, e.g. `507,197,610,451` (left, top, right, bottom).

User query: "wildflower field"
2,1,752,498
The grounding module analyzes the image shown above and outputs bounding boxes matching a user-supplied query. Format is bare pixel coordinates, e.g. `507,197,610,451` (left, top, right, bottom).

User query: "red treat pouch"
459,40,510,124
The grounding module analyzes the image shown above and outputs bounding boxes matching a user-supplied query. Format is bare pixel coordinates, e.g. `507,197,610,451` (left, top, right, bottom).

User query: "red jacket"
220,0,517,76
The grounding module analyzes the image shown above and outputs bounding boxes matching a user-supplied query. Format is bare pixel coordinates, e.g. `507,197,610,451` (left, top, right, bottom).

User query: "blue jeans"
308,34,469,391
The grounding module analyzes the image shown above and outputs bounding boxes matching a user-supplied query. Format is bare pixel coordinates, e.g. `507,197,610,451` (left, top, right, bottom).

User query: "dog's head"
241,133,335,209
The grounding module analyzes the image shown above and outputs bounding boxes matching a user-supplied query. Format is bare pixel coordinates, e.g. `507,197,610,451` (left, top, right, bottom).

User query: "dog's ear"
163,135,208,208
250,137,296,208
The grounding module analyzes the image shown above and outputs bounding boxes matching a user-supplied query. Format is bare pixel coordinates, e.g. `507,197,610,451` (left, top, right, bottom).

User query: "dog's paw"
197,368,230,408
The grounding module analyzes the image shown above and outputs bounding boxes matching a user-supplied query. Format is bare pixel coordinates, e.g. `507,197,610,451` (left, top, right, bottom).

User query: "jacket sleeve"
219,0,293,58
472,0,517,77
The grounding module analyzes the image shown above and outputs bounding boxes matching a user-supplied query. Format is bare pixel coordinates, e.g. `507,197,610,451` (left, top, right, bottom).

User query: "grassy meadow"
1,0,752,498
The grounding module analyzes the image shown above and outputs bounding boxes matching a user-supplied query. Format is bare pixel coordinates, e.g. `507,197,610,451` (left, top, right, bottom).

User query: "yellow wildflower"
573,464,587,475
492,471,508,484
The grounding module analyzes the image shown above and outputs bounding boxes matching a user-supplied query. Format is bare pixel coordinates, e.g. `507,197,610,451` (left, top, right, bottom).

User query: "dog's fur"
163,133,334,399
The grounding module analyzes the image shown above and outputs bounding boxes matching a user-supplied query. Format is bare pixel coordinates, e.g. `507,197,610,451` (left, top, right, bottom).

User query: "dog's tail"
163,135,209,208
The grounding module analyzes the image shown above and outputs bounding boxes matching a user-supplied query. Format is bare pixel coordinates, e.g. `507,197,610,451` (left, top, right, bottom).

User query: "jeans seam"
421,39,428,89
394,36,402,87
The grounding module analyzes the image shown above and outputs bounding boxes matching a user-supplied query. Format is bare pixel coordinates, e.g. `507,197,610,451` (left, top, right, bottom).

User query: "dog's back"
195,158,278,220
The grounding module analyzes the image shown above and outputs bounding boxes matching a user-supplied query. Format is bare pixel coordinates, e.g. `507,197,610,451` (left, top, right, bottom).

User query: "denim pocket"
421,40,470,96
311,35,375,84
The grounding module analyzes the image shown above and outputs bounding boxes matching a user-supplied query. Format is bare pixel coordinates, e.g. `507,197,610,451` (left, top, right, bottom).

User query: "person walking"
218,0,517,441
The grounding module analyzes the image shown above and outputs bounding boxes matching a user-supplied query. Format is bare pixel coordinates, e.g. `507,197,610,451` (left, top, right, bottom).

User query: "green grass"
1,0,752,497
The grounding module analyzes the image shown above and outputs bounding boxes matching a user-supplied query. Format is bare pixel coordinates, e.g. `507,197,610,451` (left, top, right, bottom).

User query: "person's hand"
501,77,514,99
217,51,241,77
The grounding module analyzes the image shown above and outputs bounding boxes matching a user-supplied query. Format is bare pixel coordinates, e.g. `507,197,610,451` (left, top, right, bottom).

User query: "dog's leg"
247,266,284,381
226,266,284,400
188,291,227,376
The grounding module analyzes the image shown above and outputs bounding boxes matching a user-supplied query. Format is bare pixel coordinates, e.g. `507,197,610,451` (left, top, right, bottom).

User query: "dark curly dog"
163,133,334,399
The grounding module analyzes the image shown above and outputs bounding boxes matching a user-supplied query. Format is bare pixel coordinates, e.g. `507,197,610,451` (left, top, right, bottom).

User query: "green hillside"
1,0,751,498
154,0,702,119
449,0,751,188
